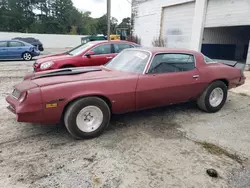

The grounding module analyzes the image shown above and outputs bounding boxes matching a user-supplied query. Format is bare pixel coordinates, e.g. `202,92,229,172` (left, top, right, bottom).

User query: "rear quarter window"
204,55,215,64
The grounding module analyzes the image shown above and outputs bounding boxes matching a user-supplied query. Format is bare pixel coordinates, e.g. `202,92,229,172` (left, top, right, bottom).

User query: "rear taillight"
240,68,245,77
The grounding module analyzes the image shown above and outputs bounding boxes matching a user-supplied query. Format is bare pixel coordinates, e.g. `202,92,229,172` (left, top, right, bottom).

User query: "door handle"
193,75,199,79
106,56,113,59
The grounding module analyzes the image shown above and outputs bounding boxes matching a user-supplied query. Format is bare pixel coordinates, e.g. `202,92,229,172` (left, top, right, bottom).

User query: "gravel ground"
0,58,250,188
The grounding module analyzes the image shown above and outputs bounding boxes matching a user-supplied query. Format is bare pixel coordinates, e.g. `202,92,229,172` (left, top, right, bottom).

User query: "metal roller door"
205,0,250,27
162,2,195,49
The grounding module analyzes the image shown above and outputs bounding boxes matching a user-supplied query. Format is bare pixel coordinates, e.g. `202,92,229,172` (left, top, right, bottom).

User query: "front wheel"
64,97,111,139
22,52,32,61
197,81,228,113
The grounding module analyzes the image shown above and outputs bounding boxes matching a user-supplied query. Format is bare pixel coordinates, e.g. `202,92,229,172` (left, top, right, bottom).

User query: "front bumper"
6,95,44,123
31,50,40,57
237,76,246,87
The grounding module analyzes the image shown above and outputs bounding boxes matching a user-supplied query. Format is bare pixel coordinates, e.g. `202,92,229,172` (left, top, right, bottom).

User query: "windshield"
67,42,94,56
104,50,150,74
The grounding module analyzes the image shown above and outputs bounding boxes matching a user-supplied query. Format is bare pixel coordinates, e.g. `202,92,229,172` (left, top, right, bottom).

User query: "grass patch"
196,141,244,165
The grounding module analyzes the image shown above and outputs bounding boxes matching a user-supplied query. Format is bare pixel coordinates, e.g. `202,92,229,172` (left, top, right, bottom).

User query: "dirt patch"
239,93,249,97
1,59,250,187
196,141,247,165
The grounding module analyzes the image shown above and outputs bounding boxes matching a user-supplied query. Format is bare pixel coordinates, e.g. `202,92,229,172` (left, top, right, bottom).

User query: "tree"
0,0,131,36
96,14,118,35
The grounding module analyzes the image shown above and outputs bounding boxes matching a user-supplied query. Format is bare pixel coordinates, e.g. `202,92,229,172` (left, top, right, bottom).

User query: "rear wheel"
22,52,32,61
64,97,111,139
197,81,228,113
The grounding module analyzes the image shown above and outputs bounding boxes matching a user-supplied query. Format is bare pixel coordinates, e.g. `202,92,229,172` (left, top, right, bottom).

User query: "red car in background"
6,48,246,139
33,40,139,72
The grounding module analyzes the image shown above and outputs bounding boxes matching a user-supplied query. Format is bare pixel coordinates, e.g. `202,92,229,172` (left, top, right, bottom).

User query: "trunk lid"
216,59,246,76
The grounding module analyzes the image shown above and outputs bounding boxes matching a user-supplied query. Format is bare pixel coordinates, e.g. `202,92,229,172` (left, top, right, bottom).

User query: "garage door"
162,2,195,49
205,0,250,27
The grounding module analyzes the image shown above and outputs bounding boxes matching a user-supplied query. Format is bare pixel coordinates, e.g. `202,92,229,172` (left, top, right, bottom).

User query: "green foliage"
0,0,129,35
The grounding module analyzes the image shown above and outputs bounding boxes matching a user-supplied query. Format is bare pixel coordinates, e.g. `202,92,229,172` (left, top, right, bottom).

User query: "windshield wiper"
32,68,102,79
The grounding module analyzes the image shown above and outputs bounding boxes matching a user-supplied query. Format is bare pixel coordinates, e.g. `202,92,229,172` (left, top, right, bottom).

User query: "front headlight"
40,61,54,70
19,91,27,103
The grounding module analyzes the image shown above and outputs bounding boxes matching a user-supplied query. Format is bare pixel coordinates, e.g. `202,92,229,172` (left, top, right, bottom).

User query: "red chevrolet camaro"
6,48,246,139
33,40,139,72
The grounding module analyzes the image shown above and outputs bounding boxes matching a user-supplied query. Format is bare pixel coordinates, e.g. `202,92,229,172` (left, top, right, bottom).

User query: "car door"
82,44,114,66
0,41,8,59
8,41,26,58
136,53,205,110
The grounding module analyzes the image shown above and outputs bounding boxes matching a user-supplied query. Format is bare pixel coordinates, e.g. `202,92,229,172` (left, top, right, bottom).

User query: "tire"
64,97,111,139
22,52,32,61
39,46,44,51
197,81,228,113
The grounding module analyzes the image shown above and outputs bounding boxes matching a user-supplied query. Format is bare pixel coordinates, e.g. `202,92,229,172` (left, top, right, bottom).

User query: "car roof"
0,39,23,42
127,47,200,55
88,40,136,45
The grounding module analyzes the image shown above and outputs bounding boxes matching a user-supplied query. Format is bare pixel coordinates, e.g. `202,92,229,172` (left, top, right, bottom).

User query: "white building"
132,0,250,65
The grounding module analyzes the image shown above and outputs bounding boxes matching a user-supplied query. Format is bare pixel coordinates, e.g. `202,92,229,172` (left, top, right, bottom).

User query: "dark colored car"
81,35,107,44
12,37,44,51
6,48,246,139
33,40,139,72
0,40,40,61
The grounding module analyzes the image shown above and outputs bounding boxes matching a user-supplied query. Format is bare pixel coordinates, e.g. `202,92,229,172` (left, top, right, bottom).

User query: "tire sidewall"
66,98,110,138
23,52,32,61
204,81,228,113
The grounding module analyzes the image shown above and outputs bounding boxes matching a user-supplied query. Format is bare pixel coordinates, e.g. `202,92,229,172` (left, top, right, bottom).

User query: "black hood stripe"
32,68,102,80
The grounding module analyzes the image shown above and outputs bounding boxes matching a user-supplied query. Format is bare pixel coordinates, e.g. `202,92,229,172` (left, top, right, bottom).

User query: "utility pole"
107,0,111,41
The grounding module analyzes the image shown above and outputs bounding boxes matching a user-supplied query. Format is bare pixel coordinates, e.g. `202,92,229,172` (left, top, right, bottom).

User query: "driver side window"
148,53,195,74
91,44,112,55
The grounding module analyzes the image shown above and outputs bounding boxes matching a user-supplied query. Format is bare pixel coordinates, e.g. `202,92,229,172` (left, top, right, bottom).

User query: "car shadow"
18,102,199,142
0,59,35,62
0,59,24,62
105,101,199,138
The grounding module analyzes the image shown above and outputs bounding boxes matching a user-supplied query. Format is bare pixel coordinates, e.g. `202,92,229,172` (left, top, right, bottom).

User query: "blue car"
0,40,40,61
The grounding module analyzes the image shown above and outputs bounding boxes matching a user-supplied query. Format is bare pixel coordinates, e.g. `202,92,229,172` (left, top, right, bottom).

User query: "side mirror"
85,51,95,57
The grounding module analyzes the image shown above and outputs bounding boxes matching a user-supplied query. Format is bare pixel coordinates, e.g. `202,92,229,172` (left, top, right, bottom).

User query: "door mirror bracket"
85,51,95,57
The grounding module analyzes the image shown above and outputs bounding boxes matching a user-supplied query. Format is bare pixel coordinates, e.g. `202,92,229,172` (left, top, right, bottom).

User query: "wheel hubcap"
24,53,31,60
76,106,103,133
209,88,224,107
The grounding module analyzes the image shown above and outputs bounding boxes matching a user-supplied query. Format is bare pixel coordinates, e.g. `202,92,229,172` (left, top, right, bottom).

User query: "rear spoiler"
215,59,246,72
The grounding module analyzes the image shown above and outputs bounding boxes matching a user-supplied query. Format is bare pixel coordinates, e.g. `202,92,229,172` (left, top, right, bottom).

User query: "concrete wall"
0,32,86,48
133,0,194,46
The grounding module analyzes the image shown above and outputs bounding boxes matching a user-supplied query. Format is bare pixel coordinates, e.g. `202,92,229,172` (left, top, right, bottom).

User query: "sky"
72,0,132,23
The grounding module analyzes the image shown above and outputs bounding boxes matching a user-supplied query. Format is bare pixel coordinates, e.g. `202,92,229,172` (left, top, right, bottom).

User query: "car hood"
36,53,71,64
24,67,132,87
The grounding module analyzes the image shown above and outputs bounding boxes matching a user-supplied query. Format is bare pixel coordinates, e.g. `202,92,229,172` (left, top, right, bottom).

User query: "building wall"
247,41,250,65
134,0,250,48
0,32,86,48
133,0,194,46
205,0,250,27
